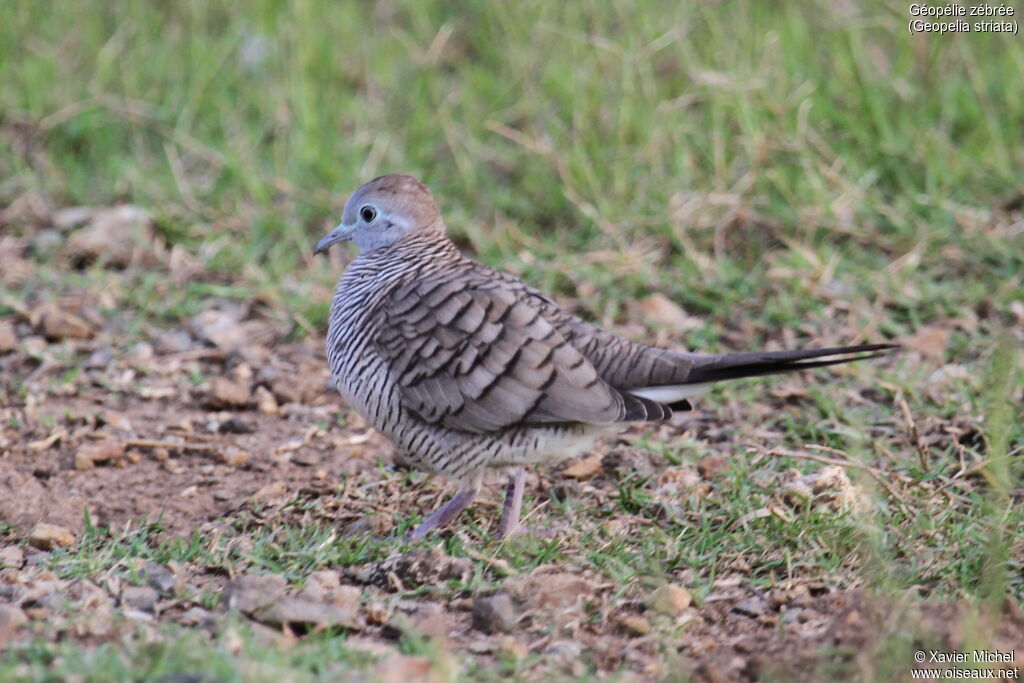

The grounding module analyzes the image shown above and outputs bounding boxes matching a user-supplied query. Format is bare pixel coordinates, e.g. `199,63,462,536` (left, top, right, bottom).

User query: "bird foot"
405,485,478,541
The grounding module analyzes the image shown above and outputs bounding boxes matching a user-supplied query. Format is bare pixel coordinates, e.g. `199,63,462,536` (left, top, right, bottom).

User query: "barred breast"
326,235,604,480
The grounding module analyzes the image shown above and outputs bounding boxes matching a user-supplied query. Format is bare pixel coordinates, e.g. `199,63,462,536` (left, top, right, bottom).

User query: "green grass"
1,0,1023,680
4,623,380,683
2,1,1022,332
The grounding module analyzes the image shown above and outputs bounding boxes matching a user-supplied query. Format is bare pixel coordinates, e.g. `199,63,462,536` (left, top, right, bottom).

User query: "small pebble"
0,320,17,353
141,562,176,597
619,614,652,636
28,523,75,550
0,545,25,569
0,605,29,630
650,584,692,616
178,606,215,628
153,330,194,354
732,598,769,618
83,348,114,370
121,585,159,614
209,377,251,408
472,593,517,634
125,342,154,364
218,417,252,434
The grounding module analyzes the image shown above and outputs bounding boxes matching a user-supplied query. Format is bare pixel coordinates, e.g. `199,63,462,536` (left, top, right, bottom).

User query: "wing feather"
374,273,643,433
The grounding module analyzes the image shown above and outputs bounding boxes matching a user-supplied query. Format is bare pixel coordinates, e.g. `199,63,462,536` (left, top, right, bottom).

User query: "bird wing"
488,270,699,390
374,272,666,433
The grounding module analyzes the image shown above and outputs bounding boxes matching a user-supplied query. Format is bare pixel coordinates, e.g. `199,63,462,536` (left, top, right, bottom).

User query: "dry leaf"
639,293,702,332
561,454,603,480
905,325,950,362
28,523,76,550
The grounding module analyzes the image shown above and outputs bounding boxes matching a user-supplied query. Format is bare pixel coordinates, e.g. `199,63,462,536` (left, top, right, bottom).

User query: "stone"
140,562,176,597
781,607,803,624
178,607,216,628
66,578,105,607
650,584,692,616
209,377,251,408
217,417,252,434
471,593,516,634
254,386,279,415
28,523,75,550
121,585,159,614
0,545,25,569
37,304,94,341
619,614,652,636
125,342,154,365
219,447,250,467
83,348,113,369
383,603,450,640
368,547,472,590
75,438,125,470
75,603,115,638
101,411,133,432
190,308,246,351
0,605,29,641
53,206,94,230
253,597,360,630
66,205,154,267
225,574,287,614
507,571,594,610
731,598,769,618
2,193,50,228
28,228,58,256
0,238,33,287
291,450,319,467
545,640,583,660
153,330,194,354
295,570,361,610
0,320,16,353
330,585,363,611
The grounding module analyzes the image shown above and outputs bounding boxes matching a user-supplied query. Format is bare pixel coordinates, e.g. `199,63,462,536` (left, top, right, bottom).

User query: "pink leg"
496,467,526,540
406,485,477,541
494,468,563,540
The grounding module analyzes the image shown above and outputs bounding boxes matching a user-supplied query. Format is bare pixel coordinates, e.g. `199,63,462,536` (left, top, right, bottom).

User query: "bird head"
315,174,444,255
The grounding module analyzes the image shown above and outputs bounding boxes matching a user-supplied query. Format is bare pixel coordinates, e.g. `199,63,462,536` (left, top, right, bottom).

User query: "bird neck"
389,227,461,260
350,227,462,274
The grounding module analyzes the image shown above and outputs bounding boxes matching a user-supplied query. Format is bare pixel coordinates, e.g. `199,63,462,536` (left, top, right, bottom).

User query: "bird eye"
360,206,377,223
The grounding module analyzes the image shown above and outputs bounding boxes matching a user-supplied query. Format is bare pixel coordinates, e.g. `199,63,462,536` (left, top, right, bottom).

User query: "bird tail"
628,343,898,405
682,343,898,384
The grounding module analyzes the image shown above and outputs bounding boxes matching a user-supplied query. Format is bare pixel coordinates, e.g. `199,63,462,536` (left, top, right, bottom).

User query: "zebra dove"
315,174,896,540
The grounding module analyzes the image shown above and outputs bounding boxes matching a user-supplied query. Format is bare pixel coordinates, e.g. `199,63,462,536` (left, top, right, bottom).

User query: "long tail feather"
681,343,898,385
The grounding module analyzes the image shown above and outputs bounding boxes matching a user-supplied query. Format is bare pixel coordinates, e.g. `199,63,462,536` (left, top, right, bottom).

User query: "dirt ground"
1,209,1021,680
2,323,1020,680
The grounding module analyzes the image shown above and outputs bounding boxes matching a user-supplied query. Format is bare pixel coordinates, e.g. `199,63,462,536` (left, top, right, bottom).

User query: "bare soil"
0,215,1020,680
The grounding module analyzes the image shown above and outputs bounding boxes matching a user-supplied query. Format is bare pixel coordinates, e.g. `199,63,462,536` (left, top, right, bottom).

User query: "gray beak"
314,223,355,255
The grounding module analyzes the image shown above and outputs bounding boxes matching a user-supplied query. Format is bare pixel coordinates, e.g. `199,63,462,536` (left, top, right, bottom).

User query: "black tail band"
683,343,898,385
